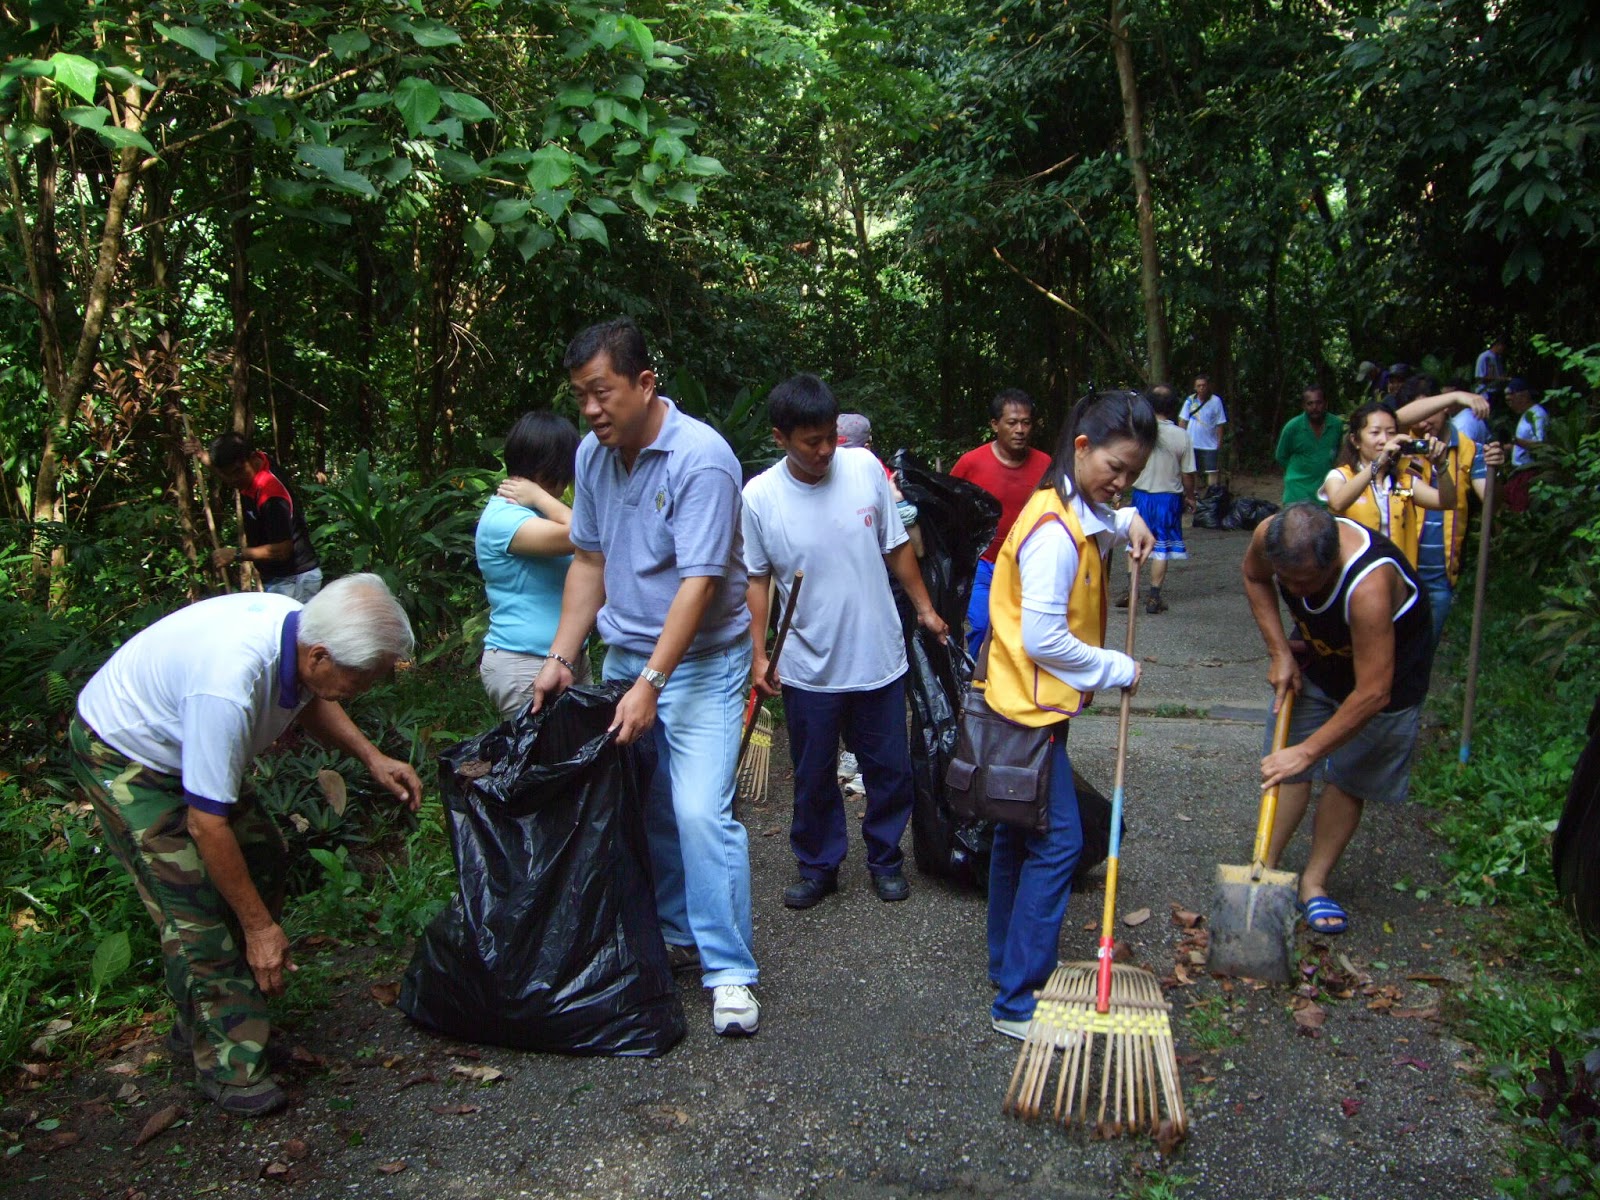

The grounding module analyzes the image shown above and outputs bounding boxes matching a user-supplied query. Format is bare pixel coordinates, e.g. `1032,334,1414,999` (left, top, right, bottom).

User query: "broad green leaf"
651,133,686,165
90,931,131,994
568,212,609,248
517,227,555,261
464,217,494,257
623,17,654,61
663,180,697,206
432,146,482,184
224,58,254,92
98,64,155,92
394,77,442,136
527,145,574,191
62,106,110,129
592,97,617,126
327,29,371,59
555,86,595,109
587,197,622,217
630,180,658,217
155,22,222,63
578,120,611,149
610,74,645,101
2,124,50,151
684,154,725,177
376,156,413,184
96,126,157,155
298,144,346,174
489,198,532,224
47,52,98,102
1,60,54,81
440,90,495,122
407,18,462,47
530,188,571,222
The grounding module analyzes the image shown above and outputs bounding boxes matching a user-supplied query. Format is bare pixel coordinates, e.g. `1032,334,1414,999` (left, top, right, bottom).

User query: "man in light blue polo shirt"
531,318,761,1037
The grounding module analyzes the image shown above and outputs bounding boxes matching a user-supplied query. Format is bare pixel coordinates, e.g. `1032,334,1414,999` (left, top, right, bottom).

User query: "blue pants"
1424,576,1453,647
966,558,996,659
604,642,758,988
987,734,1083,1022
781,676,913,880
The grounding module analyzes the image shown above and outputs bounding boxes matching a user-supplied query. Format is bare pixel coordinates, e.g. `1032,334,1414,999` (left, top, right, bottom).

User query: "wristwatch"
640,667,669,691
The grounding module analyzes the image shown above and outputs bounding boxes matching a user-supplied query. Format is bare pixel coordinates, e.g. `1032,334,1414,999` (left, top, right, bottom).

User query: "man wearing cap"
950,388,1051,657
1380,362,1411,404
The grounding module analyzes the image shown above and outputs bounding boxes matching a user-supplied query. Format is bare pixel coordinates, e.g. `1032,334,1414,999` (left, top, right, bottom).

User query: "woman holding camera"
1319,400,1456,568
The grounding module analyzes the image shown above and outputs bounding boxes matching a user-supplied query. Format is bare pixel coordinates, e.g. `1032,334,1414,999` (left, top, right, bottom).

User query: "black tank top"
1278,519,1433,711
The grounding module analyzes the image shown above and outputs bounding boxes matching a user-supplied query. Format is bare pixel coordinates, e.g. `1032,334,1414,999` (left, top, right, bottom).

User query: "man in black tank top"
1241,503,1436,936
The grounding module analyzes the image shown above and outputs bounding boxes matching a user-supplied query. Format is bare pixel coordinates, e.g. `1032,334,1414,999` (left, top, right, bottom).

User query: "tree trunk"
228,137,255,433
1110,0,1169,385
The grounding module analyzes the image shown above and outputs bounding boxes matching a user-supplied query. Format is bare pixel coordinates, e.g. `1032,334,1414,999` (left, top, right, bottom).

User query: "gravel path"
1,523,1508,1199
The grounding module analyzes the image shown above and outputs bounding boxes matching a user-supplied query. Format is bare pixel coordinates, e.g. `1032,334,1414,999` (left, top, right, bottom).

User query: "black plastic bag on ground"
890,452,1000,885
1070,769,1121,883
1222,495,1280,532
399,683,685,1057
1193,483,1232,529
1553,691,1600,939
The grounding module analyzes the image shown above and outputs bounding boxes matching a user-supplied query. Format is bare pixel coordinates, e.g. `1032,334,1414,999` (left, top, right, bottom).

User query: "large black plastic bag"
1222,495,1280,532
1192,482,1231,529
1553,691,1600,939
891,452,1000,886
399,683,685,1057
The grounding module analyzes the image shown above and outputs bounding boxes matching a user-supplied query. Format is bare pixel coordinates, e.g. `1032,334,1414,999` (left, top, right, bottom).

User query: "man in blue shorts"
1126,385,1195,614
530,318,761,1038
1242,503,1435,935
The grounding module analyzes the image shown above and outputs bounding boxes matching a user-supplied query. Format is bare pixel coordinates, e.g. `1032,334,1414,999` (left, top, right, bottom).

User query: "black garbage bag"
1553,691,1600,939
399,683,685,1057
1193,482,1232,529
890,452,1001,885
1222,495,1280,532
1070,769,1121,883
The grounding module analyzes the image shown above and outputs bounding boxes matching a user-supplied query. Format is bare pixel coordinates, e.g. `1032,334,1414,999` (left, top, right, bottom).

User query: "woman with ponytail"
979,390,1157,1039
1319,400,1455,568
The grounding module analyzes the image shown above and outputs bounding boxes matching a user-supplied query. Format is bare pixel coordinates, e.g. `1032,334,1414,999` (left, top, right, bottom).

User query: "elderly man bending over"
71,574,422,1116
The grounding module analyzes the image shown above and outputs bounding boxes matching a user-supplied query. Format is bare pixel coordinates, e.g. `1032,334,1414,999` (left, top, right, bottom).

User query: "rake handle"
1250,695,1296,878
1097,558,1140,1014
1459,463,1496,765
738,570,805,765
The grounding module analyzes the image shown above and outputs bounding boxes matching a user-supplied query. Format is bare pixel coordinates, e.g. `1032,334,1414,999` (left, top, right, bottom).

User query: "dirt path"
1,523,1508,1199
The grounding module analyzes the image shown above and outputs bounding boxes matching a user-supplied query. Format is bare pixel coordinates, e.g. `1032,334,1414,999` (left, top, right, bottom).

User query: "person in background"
980,390,1155,1039
1124,384,1195,614
1274,385,1344,508
1475,337,1509,405
743,376,948,910
1243,505,1434,936
207,433,323,601
475,411,584,719
1178,373,1227,486
1507,378,1549,468
1391,377,1504,644
1319,400,1455,570
71,576,421,1115
1380,362,1411,404
950,389,1052,657
837,412,922,554
530,318,761,1038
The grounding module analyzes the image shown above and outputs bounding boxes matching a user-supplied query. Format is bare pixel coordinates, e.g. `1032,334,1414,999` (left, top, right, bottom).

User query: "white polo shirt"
77,592,310,813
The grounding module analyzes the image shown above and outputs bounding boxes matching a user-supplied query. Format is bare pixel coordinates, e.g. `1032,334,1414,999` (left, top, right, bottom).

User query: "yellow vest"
1435,432,1477,585
980,486,1108,727
1332,462,1423,567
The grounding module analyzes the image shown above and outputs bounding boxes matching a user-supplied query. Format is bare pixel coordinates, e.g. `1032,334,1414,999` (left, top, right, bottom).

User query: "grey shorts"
1264,678,1421,805
480,647,590,720
1193,448,1220,474
264,566,322,603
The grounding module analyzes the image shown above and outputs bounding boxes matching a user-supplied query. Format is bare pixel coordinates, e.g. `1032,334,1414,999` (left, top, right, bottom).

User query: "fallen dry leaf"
381,1055,405,1070
370,982,400,1007
1174,813,1193,821
1341,1097,1363,1118
11,907,40,934
429,1103,480,1116
1122,907,1152,927
1153,1118,1187,1157
1394,1056,1432,1072
643,1104,691,1127
261,1161,293,1182
1169,907,1203,929
282,1138,310,1160
376,1161,408,1175
457,760,493,780
116,1083,142,1102
132,1104,181,1148
1292,1001,1326,1034
105,1062,139,1078
316,769,348,816
290,1046,326,1067
287,813,311,834
1406,973,1451,985
1390,1006,1441,1021
1175,1053,1203,1067
450,1064,505,1084
397,1072,438,1091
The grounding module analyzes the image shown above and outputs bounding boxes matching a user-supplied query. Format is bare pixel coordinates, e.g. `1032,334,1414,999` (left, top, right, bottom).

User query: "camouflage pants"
69,719,287,1086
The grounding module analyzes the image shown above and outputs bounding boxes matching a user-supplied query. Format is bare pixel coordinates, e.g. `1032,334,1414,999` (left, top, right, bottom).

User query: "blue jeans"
987,734,1083,1022
781,676,913,880
1424,576,1453,647
604,641,757,988
965,558,996,659
264,566,322,603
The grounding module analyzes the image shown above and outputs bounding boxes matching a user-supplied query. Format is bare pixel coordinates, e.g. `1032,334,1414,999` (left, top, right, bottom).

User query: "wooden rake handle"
1096,557,1140,1013
1459,464,1497,765
1250,694,1296,880
738,570,805,765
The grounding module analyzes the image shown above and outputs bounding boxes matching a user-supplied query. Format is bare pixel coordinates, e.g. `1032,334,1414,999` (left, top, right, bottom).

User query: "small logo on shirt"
858,506,873,528
654,488,667,512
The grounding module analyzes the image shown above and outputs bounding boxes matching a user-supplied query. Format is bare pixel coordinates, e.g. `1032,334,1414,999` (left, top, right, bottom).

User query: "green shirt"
1275,413,1345,506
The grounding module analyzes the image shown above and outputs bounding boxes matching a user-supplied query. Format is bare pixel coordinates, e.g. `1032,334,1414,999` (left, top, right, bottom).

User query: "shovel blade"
1208,863,1298,984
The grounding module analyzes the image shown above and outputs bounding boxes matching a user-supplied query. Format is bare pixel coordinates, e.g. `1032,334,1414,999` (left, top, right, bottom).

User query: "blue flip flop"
1298,895,1349,935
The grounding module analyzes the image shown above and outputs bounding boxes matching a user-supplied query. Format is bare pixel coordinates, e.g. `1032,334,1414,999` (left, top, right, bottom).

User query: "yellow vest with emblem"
1330,462,1424,567
1431,431,1478,586
979,485,1109,728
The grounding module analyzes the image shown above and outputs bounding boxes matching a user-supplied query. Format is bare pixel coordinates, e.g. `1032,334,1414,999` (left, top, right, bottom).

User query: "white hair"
297,573,414,669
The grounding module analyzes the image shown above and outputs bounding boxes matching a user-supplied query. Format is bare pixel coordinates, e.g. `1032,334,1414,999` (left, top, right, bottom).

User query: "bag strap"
972,629,994,684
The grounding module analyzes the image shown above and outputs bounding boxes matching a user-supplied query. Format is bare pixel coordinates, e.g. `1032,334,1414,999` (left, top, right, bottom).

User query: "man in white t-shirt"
1508,378,1549,468
71,575,421,1117
742,374,949,909
1179,373,1228,485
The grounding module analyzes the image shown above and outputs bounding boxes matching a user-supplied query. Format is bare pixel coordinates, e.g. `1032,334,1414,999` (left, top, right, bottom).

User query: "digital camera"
1396,438,1430,455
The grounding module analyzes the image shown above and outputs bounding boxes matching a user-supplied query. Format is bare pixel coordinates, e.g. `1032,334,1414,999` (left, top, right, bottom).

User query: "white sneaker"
837,751,859,776
712,985,760,1037
843,773,865,796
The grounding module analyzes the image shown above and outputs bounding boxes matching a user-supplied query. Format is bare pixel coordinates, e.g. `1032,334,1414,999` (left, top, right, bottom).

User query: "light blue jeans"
264,567,322,603
604,641,758,988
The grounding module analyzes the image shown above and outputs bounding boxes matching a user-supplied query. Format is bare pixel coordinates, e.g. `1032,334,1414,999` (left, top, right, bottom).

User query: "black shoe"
196,1073,289,1117
871,871,910,902
665,942,701,973
783,875,838,909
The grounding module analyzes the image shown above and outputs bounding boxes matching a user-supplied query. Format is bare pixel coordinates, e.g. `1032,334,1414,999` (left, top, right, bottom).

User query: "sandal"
1297,895,1349,935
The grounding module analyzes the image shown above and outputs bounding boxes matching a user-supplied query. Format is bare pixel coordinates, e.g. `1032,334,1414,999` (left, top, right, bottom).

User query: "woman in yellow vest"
1319,399,1455,567
982,390,1156,1040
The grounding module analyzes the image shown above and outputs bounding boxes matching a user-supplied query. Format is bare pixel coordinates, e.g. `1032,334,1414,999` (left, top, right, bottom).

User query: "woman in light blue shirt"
475,412,584,717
